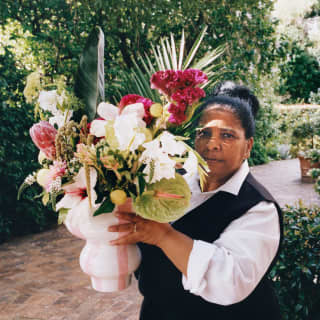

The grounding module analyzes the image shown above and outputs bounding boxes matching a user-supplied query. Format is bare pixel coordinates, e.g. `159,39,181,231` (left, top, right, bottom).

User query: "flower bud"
38,151,47,164
110,189,127,205
150,103,163,117
30,121,57,159
36,168,51,187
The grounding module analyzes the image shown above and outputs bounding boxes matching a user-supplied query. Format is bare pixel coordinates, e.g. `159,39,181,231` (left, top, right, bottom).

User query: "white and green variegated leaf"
74,26,105,122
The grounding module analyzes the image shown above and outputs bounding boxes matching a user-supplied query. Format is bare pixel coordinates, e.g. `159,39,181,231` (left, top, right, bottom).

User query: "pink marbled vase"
64,198,141,292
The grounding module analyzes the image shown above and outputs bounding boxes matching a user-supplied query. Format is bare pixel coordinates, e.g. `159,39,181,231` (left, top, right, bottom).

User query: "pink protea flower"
119,94,154,125
30,121,57,159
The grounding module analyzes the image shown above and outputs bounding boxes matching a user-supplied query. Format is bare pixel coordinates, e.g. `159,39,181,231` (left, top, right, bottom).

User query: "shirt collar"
188,160,249,196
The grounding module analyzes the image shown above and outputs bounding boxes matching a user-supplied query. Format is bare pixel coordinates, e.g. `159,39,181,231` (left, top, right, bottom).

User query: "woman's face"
195,106,253,186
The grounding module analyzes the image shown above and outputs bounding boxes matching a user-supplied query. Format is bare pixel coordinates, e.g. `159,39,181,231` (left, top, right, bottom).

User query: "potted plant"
290,114,320,182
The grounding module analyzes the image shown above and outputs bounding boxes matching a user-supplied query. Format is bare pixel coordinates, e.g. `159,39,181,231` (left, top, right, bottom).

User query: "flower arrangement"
19,68,209,224
17,26,224,292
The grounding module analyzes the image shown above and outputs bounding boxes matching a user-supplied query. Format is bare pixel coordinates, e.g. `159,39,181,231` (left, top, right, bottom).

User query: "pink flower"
45,161,67,192
151,69,208,125
150,70,183,96
172,87,206,105
167,103,187,124
30,121,57,159
150,69,208,97
119,94,154,125
168,110,187,124
181,69,208,87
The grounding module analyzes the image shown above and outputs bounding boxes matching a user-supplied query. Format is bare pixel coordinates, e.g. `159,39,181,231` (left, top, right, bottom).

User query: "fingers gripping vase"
64,198,141,292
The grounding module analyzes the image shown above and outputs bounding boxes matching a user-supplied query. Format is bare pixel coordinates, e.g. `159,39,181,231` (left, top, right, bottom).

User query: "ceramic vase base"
90,274,132,292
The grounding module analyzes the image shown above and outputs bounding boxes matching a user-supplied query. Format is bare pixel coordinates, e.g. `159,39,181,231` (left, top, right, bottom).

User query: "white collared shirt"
180,161,281,306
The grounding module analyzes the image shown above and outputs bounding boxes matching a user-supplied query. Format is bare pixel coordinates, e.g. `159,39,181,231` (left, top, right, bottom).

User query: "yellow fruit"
150,103,163,117
38,151,47,164
36,168,51,187
110,189,127,205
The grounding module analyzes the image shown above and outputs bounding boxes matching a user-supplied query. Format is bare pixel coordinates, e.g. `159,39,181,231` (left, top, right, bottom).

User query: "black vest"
137,173,283,320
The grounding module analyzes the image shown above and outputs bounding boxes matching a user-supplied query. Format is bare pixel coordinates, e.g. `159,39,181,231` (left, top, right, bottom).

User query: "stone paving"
0,158,319,320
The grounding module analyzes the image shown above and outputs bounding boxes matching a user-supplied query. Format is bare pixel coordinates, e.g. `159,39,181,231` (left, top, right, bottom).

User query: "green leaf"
93,198,115,216
17,182,30,200
58,208,69,225
311,224,320,233
74,26,105,122
138,175,146,195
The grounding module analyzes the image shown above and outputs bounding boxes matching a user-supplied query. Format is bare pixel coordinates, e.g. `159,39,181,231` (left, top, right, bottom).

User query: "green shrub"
0,48,57,244
309,168,320,196
277,40,320,103
271,203,320,320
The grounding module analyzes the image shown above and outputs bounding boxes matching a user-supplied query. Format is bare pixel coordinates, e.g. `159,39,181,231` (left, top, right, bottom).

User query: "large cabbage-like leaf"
74,26,105,121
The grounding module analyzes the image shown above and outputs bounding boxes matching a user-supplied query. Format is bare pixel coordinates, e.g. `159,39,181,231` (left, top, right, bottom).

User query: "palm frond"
178,29,185,70
113,26,226,103
170,33,178,70
183,25,208,70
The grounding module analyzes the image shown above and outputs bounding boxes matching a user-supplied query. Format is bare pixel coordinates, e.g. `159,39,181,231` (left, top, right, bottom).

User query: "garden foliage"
271,203,320,320
0,49,57,243
0,0,280,241
277,39,320,103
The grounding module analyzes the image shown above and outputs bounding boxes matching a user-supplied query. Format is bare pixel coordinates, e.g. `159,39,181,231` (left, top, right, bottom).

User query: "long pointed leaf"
161,38,171,69
170,33,178,70
178,29,185,70
133,59,160,101
151,43,164,70
183,25,208,69
156,45,166,70
74,26,105,121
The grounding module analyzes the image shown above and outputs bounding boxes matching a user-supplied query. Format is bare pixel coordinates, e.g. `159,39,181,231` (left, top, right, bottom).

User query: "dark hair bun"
211,81,260,118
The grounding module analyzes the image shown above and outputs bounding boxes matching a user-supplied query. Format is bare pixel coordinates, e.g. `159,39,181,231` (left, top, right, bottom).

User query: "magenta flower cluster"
150,69,208,124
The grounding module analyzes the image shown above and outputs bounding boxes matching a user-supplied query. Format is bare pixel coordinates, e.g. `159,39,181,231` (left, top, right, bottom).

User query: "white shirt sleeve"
182,201,280,306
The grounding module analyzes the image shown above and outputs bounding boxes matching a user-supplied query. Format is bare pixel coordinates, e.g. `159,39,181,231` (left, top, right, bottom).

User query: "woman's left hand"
108,211,173,247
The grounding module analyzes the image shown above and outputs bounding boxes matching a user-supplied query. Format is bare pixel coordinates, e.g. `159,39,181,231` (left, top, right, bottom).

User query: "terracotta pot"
64,198,141,292
298,156,320,183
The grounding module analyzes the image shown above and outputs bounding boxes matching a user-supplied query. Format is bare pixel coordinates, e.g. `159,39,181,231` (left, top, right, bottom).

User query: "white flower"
38,90,61,114
159,131,186,156
114,113,146,151
140,135,178,183
49,110,73,128
56,167,97,211
142,152,176,184
38,90,70,128
90,102,147,151
182,151,198,180
25,172,37,185
140,139,160,160
90,119,108,137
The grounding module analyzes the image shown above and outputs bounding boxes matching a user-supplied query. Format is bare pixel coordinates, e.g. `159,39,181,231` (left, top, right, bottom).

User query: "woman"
109,84,283,320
